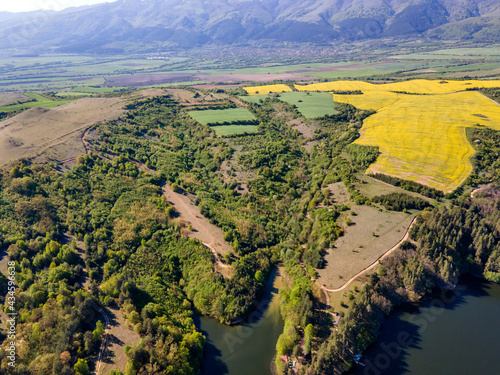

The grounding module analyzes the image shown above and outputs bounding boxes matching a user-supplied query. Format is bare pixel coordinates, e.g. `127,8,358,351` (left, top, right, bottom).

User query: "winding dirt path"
322,216,417,293
94,308,111,375
303,216,417,327
82,126,92,153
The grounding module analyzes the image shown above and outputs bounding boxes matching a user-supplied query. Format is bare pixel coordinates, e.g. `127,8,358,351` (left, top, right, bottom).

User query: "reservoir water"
196,267,284,375
351,276,500,375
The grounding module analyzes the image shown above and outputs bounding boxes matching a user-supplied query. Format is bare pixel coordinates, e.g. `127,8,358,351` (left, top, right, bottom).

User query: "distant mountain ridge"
1,0,499,53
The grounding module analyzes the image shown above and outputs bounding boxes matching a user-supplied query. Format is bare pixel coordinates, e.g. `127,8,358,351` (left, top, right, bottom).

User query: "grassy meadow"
0,93,75,113
188,108,255,124
212,125,259,136
241,91,338,118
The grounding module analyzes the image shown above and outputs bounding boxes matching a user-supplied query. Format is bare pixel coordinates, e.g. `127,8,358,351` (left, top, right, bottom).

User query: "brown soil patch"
303,140,319,153
136,88,168,98
0,92,32,107
164,88,228,105
326,182,350,204
162,185,233,255
355,174,435,203
0,97,125,166
97,307,140,375
288,118,316,139
316,205,415,289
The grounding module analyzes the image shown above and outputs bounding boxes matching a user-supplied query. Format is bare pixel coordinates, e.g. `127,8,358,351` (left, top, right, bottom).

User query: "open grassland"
241,91,338,118
317,204,416,289
188,108,255,124
0,97,125,166
0,93,75,113
354,173,436,204
212,125,259,136
69,86,129,94
243,84,292,95
0,92,32,107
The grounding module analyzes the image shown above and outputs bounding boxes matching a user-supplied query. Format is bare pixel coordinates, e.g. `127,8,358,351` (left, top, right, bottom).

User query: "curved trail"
203,242,232,269
94,308,111,375
82,126,92,153
322,216,418,293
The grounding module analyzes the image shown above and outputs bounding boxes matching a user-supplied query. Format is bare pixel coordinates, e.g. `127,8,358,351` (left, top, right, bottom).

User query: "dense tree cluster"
372,192,431,211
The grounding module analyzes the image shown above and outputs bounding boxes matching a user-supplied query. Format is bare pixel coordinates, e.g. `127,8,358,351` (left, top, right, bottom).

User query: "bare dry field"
354,174,436,203
0,97,125,166
164,88,228,105
98,307,140,375
0,92,32,107
326,182,350,204
303,140,319,153
316,205,415,289
162,184,233,255
288,118,316,139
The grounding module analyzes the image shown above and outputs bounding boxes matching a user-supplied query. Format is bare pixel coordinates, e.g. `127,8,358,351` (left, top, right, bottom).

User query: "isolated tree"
255,270,265,284
74,358,90,375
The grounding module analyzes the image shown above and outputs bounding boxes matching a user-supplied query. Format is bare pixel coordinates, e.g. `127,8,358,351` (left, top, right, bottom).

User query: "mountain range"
1,0,499,53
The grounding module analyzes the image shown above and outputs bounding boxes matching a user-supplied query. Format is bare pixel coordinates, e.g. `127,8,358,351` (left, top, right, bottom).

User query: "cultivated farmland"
338,91,500,191
188,108,255,124
294,79,500,192
212,125,259,136
0,93,75,113
243,84,292,95
241,92,338,118
295,79,500,95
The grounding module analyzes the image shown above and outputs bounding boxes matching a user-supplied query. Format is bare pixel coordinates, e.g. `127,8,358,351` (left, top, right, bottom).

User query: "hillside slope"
0,0,499,52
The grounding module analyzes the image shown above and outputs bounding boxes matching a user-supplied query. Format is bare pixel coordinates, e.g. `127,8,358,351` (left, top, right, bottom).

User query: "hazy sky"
0,0,117,13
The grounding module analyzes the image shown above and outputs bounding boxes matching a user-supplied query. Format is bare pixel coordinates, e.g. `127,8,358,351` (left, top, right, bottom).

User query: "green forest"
0,87,499,375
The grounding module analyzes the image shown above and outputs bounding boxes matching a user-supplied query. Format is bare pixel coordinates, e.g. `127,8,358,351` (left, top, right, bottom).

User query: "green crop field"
241,92,338,118
212,125,259,136
70,86,129,94
277,92,338,118
188,108,255,124
0,93,75,113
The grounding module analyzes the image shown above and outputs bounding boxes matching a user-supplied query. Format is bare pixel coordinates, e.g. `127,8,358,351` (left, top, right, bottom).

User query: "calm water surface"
196,267,284,375
351,276,500,375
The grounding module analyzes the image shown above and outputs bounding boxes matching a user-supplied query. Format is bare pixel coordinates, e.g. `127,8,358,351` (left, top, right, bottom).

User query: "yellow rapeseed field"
243,84,292,95
295,79,500,95
338,90,500,191
303,79,500,192
333,91,400,111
